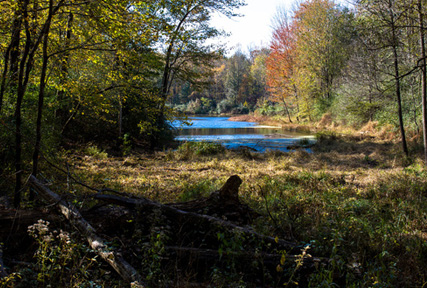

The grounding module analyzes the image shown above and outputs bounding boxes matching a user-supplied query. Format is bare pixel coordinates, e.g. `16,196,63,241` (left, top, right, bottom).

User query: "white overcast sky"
210,0,293,55
210,0,350,55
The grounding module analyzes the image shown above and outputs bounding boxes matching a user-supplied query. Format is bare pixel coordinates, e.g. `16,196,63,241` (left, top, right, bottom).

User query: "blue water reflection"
172,117,314,152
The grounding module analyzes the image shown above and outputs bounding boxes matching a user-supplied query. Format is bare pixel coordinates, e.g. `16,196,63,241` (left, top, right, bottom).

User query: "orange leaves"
266,0,353,118
266,14,297,104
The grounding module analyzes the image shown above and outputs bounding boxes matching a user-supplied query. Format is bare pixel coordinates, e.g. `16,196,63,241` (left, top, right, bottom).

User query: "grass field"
3,125,427,287
46,129,427,287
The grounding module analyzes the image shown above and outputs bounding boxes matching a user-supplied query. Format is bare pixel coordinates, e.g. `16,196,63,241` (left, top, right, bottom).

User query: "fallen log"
29,175,145,287
94,187,301,253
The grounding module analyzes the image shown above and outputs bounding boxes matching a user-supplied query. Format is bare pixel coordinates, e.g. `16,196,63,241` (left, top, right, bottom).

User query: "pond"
172,116,315,152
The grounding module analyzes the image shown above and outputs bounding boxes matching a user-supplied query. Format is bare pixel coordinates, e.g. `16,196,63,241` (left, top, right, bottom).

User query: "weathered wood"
94,193,299,253
219,174,242,204
170,175,259,224
29,175,145,287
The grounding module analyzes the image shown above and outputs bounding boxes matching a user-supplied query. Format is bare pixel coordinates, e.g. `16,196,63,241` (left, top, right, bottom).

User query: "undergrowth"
172,141,225,160
1,220,122,287
3,136,427,287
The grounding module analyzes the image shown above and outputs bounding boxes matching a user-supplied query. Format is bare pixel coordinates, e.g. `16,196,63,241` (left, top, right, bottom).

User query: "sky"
210,0,293,55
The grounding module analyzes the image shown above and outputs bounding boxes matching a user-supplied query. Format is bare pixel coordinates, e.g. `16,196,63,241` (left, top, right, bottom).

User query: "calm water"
172,116,314,152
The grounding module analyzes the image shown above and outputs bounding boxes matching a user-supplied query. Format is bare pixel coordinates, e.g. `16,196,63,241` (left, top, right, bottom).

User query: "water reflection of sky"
172,117,257,129
172,117,314,152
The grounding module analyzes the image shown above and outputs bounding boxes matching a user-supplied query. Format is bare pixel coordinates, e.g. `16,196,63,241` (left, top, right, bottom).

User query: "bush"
176,142,225,158
85,144,108,159
230,103,249,115
217,99,236,114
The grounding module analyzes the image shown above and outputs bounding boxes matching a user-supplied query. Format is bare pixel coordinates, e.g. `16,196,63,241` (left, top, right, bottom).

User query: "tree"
0,0,161,206
358,0,410,156
293,0,354,118
416,0,427,164
151,0,244,145
248,48,269,107
225,50,251,106
266,10,297,122
7,0,68,207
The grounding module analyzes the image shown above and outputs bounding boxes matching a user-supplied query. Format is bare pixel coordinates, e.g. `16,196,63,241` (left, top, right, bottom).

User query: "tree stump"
170,175,259,224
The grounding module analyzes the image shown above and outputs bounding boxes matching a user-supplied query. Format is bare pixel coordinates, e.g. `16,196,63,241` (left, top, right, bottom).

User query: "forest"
1,0,427,287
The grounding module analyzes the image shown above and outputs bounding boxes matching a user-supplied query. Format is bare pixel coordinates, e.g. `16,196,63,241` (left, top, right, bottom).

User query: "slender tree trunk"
14,0,31,208
293,84,300,122
0,8,22,114
118,94,123,139
57,12,73,128
393,48,409,156
0,45,11,114
14,0,63,207
419,0,427,165
283,99,292,123
390,3,409,156
9,13,22,86
155,7,193,148
32,0,54,199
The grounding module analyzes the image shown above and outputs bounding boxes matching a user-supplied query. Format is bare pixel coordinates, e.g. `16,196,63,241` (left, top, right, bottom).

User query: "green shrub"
6,219,111,287
85,144,108,159
177,142,225,157
180,179,216,201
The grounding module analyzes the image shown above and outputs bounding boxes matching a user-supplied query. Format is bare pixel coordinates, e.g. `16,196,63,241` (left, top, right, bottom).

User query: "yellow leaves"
280,253,286,266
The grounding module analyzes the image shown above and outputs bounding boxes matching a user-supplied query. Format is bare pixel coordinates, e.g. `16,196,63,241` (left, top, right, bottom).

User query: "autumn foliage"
266,0,353,120
266,13,297,107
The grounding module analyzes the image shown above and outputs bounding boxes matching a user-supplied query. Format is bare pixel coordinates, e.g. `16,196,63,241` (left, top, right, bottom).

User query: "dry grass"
39,133,427,287
60,133,413,204
317,112,333,128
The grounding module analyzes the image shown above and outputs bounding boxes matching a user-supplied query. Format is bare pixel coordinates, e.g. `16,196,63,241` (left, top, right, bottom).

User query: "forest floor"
2,120,427,287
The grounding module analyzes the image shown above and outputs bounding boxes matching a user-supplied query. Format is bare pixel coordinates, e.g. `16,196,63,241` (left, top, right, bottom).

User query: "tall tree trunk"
293,84,300,122
419,0,427,165
57,12,73,129
0,8,22,114
14,0,63,207
390,1,409,156
155,7,194,148
14,0,32,208
118,94,123,139
31,0,54,200
392,47,409,156
0,44,11,114
9,12,22,87
283,99,293,123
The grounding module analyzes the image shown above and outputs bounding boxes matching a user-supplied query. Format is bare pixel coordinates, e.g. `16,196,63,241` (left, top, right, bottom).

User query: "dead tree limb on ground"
93,175,299,253
29,175,145,287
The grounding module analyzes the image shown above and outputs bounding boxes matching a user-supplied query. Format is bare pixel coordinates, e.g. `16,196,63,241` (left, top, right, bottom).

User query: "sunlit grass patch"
172,141,226,160
48,133,427,287
84,144,108,159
